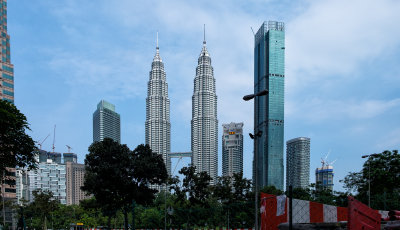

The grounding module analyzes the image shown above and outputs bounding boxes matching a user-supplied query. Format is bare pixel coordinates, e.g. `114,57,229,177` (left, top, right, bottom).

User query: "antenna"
52,125,56,153
203,24,206,44
156,31,159,48
251,27,255,36
38,134,50,150
66,145,72,153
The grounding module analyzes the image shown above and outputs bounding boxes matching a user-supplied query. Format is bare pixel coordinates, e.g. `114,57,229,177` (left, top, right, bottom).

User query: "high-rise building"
222,122,244,177
28,159,67,204
145,37,171,175
63,153,77,163
0,1,16,227
286,137,310,190
66,162,89,205
316,165,334,191
254,21,285,190
191,35,218,183
0,0,14,103
93,100,121,143
16,169,30,205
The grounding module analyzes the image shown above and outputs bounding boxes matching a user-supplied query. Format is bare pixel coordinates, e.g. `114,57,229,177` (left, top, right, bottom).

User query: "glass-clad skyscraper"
93,100,121,143
145,39,171,175
192,37,218,183
286,137,310,190
0,0,14,103
254,21,285,190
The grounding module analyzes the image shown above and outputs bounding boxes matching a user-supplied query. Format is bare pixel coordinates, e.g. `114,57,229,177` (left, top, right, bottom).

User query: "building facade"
145,40,171,175
253,21,285,190
93,100,121,143
28,160,67,204
286,137,310,190
315,165,334,191
0,1,16,227
222,122,244,177
0,0,14,103
66,162,88,205
191,37,218,183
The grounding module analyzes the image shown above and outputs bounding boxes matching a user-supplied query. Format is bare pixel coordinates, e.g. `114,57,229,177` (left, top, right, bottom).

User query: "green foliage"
0,100,36,185
341,150,400,209
82,139,168,229
260,185,284,195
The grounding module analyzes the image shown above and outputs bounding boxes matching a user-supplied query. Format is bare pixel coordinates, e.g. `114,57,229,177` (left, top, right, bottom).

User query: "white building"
286,137,310,190
191,36,218,183
222,122,244,177
145,37,171,175
28,159,67,204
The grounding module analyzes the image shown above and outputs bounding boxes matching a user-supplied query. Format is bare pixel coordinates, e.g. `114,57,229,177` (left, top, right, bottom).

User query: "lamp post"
243,89,268,230
361,153,379,207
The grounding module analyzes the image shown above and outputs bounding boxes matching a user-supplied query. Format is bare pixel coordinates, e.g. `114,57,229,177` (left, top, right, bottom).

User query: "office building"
145,37,171,175
66,162,88,205
316,165,334,191
1,168,16,228
0,0,14,103
28,159,66,204
222,122,244,177
63,153,77,163
16,169,30,205
286,137,310,190
0,1,16,227
191,35,218,183
93,100,121,143
253,21,285,190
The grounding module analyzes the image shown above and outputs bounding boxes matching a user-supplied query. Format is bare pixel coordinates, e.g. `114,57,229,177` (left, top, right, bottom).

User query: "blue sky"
9,0,400,191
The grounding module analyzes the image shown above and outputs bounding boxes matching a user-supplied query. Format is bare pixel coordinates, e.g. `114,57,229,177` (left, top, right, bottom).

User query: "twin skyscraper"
145,32,218,182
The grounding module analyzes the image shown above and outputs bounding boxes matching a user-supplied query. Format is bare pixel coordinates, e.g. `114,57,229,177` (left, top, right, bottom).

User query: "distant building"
93,100,121,143
286,137,310,190
63,153,77,163
191,34,218,183
315,165,334,191
145,38,171,175
253,21,285,190
66,162,89,205
1,168,16,228
222,122,244,177
16,169,30,204
28,159,67,204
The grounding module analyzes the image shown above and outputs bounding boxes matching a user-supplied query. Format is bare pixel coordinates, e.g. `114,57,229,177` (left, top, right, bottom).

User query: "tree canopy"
82,139,168,229
0,100,36,184
341,150,400,209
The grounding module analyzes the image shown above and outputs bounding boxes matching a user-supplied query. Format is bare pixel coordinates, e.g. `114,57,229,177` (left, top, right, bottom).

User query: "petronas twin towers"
145,32,218,182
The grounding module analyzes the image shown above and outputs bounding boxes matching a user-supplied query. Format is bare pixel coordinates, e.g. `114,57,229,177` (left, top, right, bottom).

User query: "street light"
243,89,268,230
361,153,379,207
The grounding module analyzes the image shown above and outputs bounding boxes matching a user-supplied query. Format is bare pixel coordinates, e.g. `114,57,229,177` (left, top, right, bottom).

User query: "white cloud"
286,0,400,93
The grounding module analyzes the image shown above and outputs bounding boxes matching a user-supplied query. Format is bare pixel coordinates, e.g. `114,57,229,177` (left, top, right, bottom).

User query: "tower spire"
203,24,206,44
156,31,159,49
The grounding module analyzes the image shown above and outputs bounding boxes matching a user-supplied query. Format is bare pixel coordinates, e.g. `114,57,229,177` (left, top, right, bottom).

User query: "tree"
0,100,36,184
82,139,168,229
24,190,59,230
341,150,400,209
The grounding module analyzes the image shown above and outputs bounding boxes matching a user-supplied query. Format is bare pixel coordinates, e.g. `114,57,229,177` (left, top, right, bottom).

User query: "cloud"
286,0,400,93
287,97,400,122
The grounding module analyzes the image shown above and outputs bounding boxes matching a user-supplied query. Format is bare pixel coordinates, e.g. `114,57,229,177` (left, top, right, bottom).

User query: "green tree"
24,190,59,230
0,100,36,185
82,139,168,229
341,150,400,209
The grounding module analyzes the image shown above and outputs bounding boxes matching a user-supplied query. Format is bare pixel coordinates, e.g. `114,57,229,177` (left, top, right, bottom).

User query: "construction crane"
66,145,73,153
38,134,50,150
